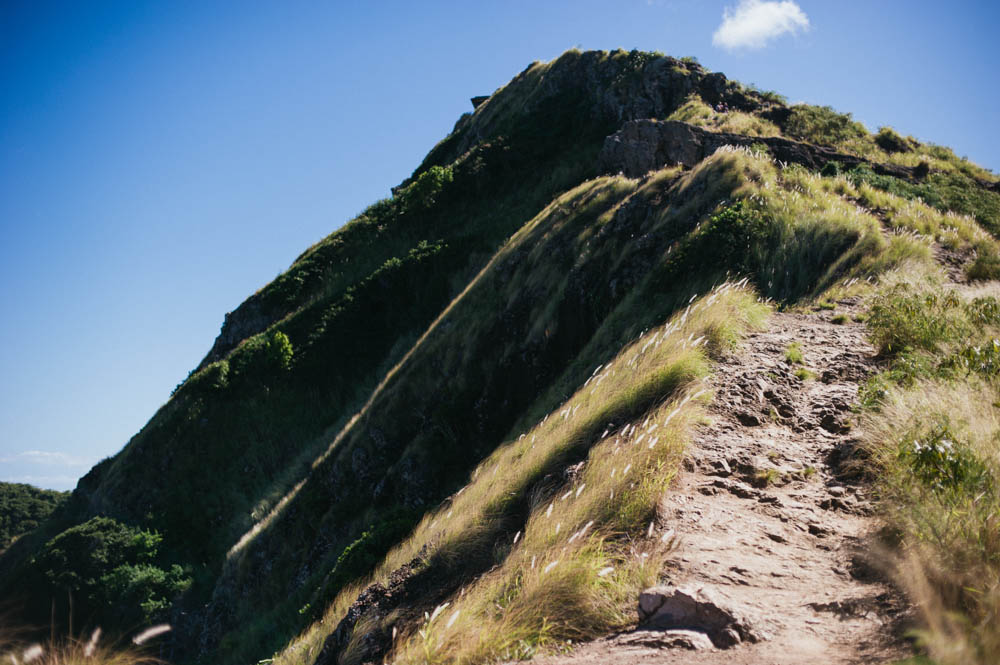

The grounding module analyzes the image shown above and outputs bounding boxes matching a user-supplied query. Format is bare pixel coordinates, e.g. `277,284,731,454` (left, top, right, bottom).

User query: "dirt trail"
531,301,913,665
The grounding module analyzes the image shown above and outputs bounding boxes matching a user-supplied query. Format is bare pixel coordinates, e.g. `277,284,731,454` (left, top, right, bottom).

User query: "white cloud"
1,474,80,490
0,450,90,467
713,0,810,50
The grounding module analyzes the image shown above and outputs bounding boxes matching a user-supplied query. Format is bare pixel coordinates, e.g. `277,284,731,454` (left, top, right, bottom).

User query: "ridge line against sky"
1,0,998,490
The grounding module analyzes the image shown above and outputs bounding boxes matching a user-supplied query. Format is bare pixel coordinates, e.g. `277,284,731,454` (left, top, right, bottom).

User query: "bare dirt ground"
531,301,916,665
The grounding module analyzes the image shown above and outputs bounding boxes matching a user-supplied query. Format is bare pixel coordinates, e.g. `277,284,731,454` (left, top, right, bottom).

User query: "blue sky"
1,0,998,490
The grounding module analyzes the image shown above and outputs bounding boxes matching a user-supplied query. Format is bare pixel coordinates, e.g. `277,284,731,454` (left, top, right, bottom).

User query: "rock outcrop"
599,119,917,180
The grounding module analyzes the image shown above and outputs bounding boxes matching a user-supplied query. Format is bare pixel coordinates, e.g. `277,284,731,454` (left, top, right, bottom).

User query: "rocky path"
532,301,913,665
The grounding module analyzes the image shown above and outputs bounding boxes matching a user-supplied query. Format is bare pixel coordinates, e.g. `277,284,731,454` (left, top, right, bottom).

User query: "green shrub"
858,375,890,410
785,104,868,147
100,561,192,622
31,517,191,627
697,201,773,272
820,161,842,177
955,339,1000,379
874,127,911,154
866,286,967,354
400,165,454,213
898,417,992,494
265,330,294,371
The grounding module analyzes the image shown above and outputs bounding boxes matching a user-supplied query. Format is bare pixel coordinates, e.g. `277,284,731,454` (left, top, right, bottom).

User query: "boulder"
638,585,762,648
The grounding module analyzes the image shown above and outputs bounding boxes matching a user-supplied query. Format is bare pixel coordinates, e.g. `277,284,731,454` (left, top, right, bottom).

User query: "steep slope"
1,49,777,644
3,48,999,665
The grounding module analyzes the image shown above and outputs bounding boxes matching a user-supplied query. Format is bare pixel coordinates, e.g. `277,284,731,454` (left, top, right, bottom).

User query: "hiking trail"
529,299,914,665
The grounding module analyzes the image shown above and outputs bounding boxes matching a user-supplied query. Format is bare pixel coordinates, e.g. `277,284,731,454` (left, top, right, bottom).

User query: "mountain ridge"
2,48,999,665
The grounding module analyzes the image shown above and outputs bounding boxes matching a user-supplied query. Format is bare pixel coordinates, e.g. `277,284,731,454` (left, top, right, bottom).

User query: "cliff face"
3,48,998,665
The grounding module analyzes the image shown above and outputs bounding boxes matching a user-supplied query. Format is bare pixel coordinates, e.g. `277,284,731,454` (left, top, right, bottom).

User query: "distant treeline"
0,482,69,549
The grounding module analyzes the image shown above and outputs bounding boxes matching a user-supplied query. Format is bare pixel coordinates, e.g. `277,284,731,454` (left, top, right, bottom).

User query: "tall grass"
667,95,781,137
272,284,767,665
0,625,166,665
861,277,1000,665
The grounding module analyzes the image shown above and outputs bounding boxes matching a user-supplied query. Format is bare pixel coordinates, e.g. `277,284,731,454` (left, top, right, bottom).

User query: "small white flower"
429,603,450,623
84,627,102,657
132,624,172,645
22,645,43,664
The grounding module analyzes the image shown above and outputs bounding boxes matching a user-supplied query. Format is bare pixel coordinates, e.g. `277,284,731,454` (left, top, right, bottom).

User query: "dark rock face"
599,119,918,180
198,295,273,370
423,51,764,175
315,555,428,665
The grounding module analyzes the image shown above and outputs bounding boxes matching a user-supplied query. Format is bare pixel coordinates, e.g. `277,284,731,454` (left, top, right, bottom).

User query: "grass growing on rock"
667,95,781,137
272,283,768,665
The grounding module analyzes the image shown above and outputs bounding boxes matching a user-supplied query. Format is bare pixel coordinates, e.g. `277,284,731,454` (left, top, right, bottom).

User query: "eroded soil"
530,301,914,665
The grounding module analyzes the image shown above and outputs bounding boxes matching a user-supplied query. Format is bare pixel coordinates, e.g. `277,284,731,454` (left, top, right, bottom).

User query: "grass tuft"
785,341,804,364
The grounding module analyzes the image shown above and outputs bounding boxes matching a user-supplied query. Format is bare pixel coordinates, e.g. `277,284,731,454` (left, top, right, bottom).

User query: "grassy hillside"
2,48,998,665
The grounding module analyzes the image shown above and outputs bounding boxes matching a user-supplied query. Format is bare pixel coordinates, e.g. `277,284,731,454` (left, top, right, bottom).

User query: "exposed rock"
315,555,424,665
422,51,764,176
197,296,275,370
471,95,490,109
638,585,761,648
617,629,714,650
599,119,918,180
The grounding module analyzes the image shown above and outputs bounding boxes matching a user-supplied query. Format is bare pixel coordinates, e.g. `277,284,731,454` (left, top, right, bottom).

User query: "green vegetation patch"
784,104,868,148
29,516,191,628
0,482,68,549
860,281,1000,664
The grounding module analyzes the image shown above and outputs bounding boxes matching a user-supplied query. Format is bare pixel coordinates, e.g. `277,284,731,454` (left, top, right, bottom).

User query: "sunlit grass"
667,96,781,138
272,284,767,664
